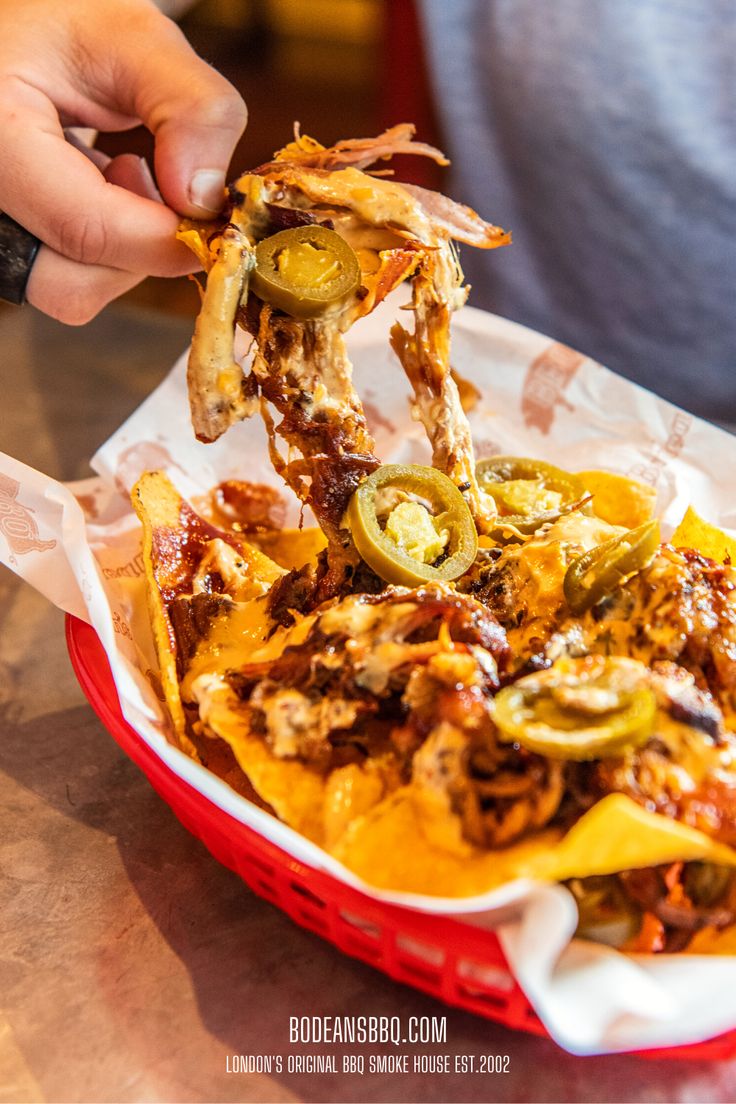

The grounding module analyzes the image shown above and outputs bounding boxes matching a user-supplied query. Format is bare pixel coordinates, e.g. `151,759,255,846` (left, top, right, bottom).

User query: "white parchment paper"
3,296,736,1056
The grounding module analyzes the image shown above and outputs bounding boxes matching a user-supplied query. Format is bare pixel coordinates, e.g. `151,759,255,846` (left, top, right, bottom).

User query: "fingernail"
188,169,226,214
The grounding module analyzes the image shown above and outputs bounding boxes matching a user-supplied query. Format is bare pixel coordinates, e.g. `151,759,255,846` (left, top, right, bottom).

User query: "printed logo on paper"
102,550,145,580
663,412,692,458
0,474,57,556
111,609,132,640
627,412,693,488
522,342,584,434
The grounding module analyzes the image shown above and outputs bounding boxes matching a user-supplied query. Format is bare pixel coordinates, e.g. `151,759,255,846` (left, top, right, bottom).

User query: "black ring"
0,211,41,305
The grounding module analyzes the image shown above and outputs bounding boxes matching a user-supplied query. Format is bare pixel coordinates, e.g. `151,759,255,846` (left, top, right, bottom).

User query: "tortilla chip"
535,795,736,880
670,505,736,564
331,788,564,896
332,791,736,898
131,470,283,754
229,736,392,848
687,923,736,955
251,526,328,571
218,726,328,843
578,470,656,529
132,472,191,751
194,673,394,845
188,668,326,840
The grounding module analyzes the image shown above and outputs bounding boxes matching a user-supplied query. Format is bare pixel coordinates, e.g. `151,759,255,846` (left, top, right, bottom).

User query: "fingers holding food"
0,0,246,319
0,85,193,277
23,145,173,324
178,127,511,568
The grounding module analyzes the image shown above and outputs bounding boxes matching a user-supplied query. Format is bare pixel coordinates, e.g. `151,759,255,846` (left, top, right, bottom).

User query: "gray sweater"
418,0,735,420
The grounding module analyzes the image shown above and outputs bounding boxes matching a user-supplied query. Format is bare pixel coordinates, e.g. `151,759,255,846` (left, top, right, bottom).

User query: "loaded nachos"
133,127,736,955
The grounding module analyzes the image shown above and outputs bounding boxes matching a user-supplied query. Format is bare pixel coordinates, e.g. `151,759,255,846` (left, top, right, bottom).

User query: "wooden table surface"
1,302,736,1104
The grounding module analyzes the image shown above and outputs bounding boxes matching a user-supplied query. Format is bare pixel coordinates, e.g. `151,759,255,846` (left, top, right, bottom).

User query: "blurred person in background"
417,0,736,421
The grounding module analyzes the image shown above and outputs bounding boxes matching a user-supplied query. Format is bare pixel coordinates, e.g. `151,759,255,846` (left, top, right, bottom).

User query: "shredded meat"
168,593,232,679
562,662,736,845
620,865,735,952
469,526,736,719
408,667,565,848
225,585,508,774
555,547,736,725
568,863,735,953
249,305,380,552
211,480,287,532
226,582,565,847
262,123,450,173
389,248,488,525
179,128,509,593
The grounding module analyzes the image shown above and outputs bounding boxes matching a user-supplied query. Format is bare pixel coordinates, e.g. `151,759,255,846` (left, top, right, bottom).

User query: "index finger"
0,85,192,276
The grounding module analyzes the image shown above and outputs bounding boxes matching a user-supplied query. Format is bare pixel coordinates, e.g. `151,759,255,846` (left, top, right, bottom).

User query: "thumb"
151,77,248,217
102,11,247,216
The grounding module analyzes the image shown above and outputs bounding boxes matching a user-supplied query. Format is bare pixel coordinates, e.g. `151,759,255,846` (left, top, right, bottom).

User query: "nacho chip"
250,526,328,571
670,505,736,564
193,675,328,840
191,671,395,845
131,471,284,754
131,480,389,838
688,926,736,954
578,469,656,529
332,791,736,898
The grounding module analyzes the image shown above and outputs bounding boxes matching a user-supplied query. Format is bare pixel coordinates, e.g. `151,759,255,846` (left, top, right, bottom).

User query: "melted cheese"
180,597,316,699
657,714,734,788
542,512,624,549
499,513,622,654
192,538,276,601
495,478,563,516
270,166,436,244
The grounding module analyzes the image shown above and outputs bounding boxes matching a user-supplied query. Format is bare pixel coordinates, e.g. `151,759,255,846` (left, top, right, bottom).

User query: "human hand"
0,0,247,322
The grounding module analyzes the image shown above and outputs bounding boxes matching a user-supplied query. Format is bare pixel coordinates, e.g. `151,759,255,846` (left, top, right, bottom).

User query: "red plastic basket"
66,614,736,1060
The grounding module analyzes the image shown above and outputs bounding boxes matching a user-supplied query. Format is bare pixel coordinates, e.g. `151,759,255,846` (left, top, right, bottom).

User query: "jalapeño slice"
476,456,588,538
345,464,478,587
563,519,660,615
252,225,361,318
494,656,657,760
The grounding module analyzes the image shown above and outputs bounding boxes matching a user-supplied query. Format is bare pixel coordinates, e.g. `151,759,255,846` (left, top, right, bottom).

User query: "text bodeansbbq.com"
225,1016,511,1076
